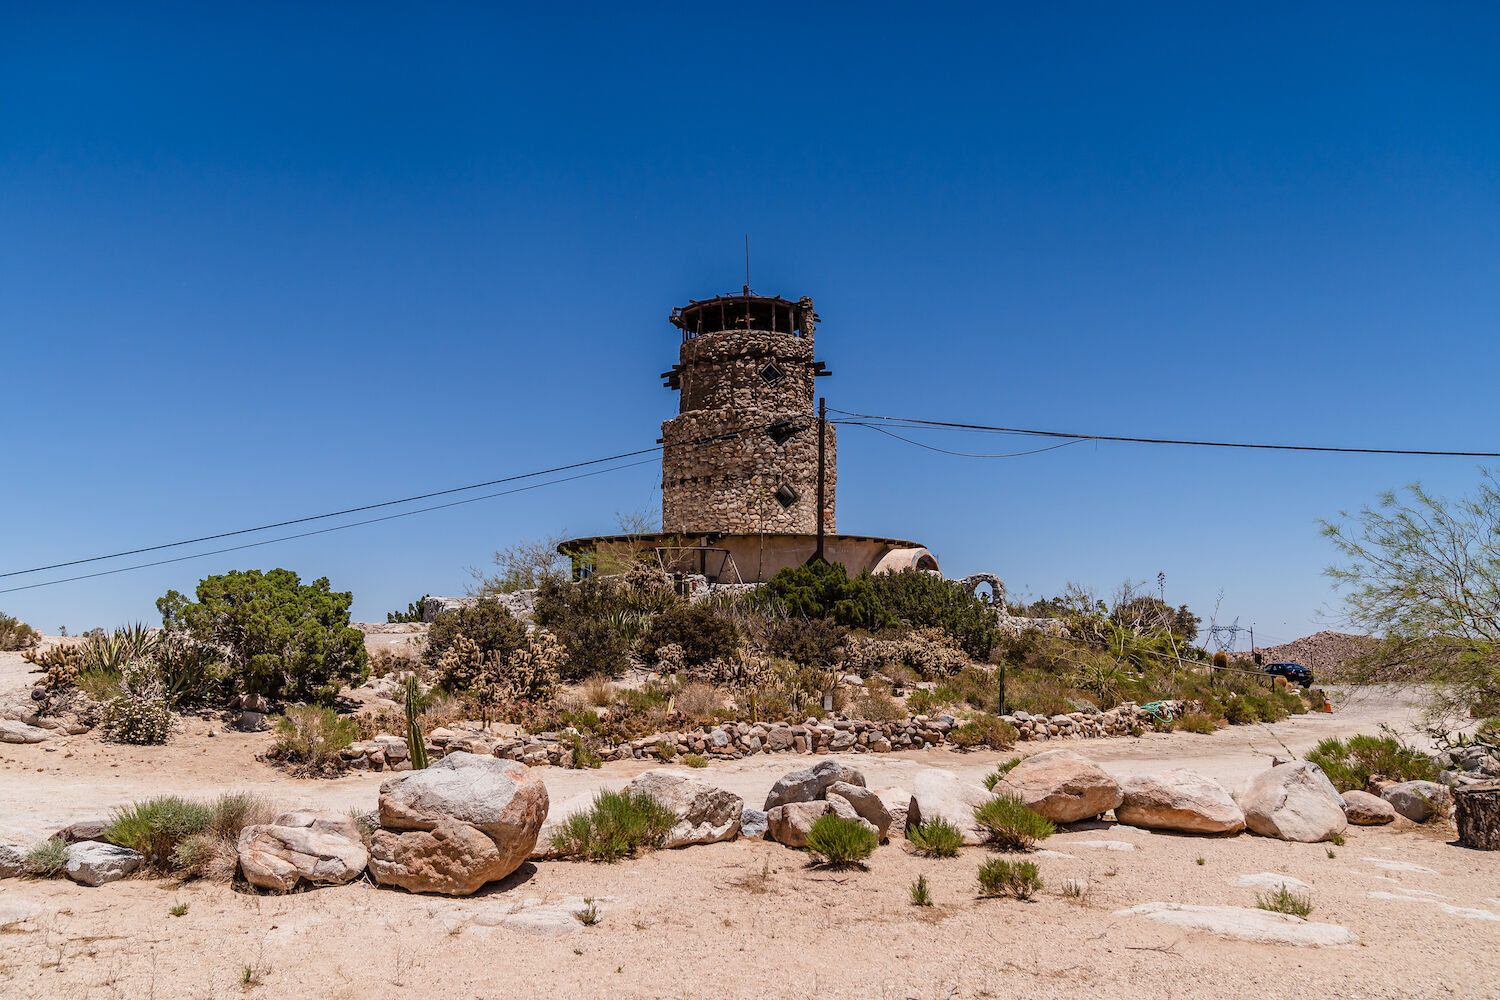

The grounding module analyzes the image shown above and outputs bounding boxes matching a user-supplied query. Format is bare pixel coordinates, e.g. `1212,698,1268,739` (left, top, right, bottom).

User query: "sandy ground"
2,652,1496,999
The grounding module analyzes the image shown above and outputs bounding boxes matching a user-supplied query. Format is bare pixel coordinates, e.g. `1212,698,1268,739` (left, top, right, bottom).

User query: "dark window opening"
774,484,799,508
759,361,785,387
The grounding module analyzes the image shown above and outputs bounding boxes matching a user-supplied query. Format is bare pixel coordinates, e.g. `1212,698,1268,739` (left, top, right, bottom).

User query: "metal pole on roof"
816,396,827,562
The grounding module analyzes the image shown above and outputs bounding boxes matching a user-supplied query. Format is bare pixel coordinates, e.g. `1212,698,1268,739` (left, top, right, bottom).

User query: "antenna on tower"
744,233,750,292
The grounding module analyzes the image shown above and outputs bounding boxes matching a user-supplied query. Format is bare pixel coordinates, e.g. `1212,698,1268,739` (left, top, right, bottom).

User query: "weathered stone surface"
236,810,368,892
1341,789,1396,825
0,843,27,878
378,751,547,872
1234,762,1347,842
1382,781,1451,823
825,794,880,839
766,801,831,848
369,818,514,895
995,749,1123,824
0,900,43,926
54,821,107,843
906,768,991,845
1115,903,1356,947
0,719,55,743
1115,768,1245,834
64,841,143,886
873,786,911,836
826,780,893,842
740,808,769,840
623,769,742,848
533,791,596,859
763,760,865,810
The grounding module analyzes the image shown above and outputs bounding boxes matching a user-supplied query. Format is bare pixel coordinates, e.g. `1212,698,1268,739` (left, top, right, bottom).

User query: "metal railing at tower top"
669,290,817,342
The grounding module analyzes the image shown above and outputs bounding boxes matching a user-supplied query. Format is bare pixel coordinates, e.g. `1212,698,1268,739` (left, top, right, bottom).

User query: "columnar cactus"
405,674,428,770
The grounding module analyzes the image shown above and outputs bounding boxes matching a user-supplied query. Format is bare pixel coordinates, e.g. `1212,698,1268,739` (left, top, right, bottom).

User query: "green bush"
550,789,677,862
973,793,1054,851
638,603,741,668
24,838,69,878
1179,711,1217,734
386,595,430,624
1256,885,1313,916
270,705,358,775
765,616,848,668
563,730,603,769
805,813,877,868
906,818,964,858
425,600,528,681
681,752,709,768
982,757,1023,790
158,569,368,704
100,659,174,745
533,578,635,679
0,612,40,651
762,561,893,630
869,569,1000,659
106,796,213,872
978,858,1041,899
1305,734,1439,792
947,714,1019,750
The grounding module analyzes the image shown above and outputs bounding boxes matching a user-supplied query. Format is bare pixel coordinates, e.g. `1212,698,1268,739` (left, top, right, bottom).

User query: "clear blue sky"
4,3,1498,646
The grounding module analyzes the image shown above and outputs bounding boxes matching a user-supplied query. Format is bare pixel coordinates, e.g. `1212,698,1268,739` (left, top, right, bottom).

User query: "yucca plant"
405,675,429,769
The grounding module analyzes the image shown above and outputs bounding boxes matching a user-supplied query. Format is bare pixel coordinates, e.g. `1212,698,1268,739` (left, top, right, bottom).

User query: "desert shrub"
762,561,893,630
869,569,1000,659
426,600,527,676
153,634,229,706
932,666,1001,711
973,793,1054,850
639,603,741,668
0,612,40,651
1179,711,1217,734
532,577,634,679
158,569,368,704
805,813,877,868
906,818,964,858
910,873,933,906
550,789,677,862
581,675,618,707
106,796,212,872
1305,734,1438,792
76,667,123,703
673,681,723,720
270,705,358,775
764,617,847,668
982,757,1023,790
386,595,430,623
681,752,709,768
851,688,907,722
977,858,1041,899
24,838,69,878
655,740,678,760
948,714,1019,750
562,730,603,769
100,659,174,745
1256,885,1313,916
907,688,942,715
845,629,971,680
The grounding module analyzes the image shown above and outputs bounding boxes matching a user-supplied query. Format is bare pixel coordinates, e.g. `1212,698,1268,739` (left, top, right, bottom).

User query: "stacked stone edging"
341,700,1192,772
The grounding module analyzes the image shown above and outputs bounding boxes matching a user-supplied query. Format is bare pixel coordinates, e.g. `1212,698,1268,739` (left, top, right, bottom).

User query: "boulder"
378,751,547,875
1234,762,1347,842
232,711,269,733
368,818,514,895
64,841,143,886
995,749,1123,824
1115,768,1245,834
0,843,26,878
532,791,596,859
1382,781,1451,823
906,768,992,845
236,810,369,892
826,780,894,842
766,801,831,848
1341,790,1396,825
623,769,743,848
54,821,108,844
825,795,880,839
873,786,911,836
763,760,866,810
0,720,54,744
740,808,769,840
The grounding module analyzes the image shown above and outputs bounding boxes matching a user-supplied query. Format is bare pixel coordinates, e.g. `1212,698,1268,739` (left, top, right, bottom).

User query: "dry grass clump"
978,858,1041,899
851,688,907,722
269,706,359,775
550,789,677,863
24,838,69,878
906,818,964,859
1256,885,1314,916
673,681,723,720
805,813,877,869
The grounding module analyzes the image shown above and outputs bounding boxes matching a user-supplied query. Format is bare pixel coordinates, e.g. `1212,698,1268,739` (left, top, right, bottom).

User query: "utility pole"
815,396,826,562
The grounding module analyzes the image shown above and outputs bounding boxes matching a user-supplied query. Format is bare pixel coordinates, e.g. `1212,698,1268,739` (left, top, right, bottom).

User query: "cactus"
405,674,429,770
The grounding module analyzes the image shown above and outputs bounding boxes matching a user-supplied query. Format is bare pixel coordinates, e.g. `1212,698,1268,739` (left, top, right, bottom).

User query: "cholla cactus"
654,642,686,677
503,628,565,702
435,634,485,692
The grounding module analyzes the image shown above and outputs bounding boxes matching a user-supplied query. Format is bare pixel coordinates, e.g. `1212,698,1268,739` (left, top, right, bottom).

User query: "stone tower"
660,290,835,535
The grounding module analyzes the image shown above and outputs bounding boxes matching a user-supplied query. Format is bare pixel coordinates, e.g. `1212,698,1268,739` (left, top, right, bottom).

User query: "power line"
838,421,1087,459
829,407,1500,458
0,458,657,595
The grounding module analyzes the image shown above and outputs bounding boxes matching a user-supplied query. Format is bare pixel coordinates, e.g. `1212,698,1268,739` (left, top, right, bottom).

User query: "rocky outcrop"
766,801,832,848
1115,769,1245,834
906,768,991,845
994,749,1123,824
763,760,865,810
0,719,55,744
64,842,144,886
1341,790,1396,825
1234,762,1347,842
1382,781,1451,823
236,810,368,892
623,769,742,848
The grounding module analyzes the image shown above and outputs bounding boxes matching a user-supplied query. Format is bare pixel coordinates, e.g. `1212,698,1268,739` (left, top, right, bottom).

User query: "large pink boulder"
995,749,1123,824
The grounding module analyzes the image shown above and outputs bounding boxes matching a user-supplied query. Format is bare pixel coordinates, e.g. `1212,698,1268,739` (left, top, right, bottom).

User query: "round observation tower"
659,288,835,535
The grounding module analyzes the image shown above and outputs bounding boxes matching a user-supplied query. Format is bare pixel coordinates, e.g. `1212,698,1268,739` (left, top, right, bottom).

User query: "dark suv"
1264,662,1313,688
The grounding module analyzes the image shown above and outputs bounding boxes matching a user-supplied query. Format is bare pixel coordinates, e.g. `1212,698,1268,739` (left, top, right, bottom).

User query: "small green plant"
1328,832,1346,846
1256,885,1313,917
1195,856,1206,866
906,818,964,858
1060,877,1089,900
169,903,189,917
681,753,709,768
573,897,601,926
973,793,1055,851
105,796,212,872
1326,848,1337,858
405,675,429,770
805,813,877,869
271,705,359,775
655,741,678,760
1304,734,1438,792
24,838,69,878
1179,711,1217,734
550,789,677,862
978,858,1041,899
982,757,1023,790
240,964,264,988
910,873,933,906
562,730,603,769
946,714,1019,750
